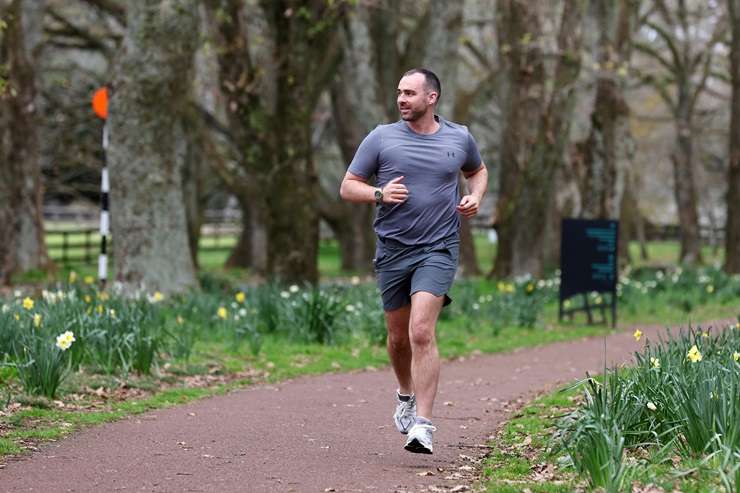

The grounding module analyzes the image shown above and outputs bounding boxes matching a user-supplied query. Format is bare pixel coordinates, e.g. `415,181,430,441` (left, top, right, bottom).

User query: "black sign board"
559,218,618,327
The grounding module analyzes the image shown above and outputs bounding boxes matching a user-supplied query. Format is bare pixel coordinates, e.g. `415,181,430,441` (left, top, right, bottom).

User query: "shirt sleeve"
347,126,382,179
461,130,483,173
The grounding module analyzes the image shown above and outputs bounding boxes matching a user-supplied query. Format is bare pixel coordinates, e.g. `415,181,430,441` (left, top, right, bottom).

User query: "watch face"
375,189,383,202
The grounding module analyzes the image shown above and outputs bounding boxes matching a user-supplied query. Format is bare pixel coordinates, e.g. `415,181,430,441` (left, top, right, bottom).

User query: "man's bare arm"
340,171,408,204
457,163,488,218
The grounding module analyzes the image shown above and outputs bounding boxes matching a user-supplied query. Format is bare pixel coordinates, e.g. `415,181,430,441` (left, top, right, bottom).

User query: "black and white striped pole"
92,86,109,289
99,123,109,288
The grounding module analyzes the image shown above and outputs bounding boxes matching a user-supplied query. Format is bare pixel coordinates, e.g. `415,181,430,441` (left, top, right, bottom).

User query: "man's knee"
409,323,434,348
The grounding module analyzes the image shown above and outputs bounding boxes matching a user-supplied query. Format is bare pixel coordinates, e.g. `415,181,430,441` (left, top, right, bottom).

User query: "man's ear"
429,92,438,105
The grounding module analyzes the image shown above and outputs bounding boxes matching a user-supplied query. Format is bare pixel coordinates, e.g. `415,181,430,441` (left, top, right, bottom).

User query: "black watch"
374,188,383,205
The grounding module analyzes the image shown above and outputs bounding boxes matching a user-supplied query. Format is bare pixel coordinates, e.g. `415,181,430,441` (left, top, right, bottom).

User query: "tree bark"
578,1,635,221
726,0,740,273
672,96,703,265
0,0,50,285
492,0,586,279
108,0,199,293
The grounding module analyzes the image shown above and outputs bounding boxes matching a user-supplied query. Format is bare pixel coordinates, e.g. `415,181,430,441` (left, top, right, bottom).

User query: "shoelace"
411,423,436,434
397,399,416,416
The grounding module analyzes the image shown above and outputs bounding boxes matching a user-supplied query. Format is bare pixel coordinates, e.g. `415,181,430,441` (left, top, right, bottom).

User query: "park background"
0,0,738,288
1,1,740,492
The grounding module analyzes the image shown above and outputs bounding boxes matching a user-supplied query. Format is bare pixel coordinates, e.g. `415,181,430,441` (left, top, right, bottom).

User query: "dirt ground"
1,319,732,493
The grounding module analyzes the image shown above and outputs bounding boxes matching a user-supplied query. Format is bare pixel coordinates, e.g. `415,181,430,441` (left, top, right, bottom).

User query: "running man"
339,68,488,454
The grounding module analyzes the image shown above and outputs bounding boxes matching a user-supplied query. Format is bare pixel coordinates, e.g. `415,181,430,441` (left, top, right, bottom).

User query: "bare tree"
492,0,587,278
726,0,740,273
107,0,199,293
634,0,727,264
0,0,51,285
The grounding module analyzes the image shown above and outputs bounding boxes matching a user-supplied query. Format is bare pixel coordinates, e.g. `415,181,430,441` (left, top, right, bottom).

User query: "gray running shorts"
373,235,460,311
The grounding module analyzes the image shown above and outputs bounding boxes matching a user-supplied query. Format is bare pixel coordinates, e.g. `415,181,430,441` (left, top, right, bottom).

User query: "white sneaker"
393,392,416,434
404,420,436,454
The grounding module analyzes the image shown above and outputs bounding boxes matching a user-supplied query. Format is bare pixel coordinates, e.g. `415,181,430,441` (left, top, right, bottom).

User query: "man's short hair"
403,68,441,103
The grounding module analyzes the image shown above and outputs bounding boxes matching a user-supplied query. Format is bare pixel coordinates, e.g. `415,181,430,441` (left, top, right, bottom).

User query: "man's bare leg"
408,291,444,419
384,303,413,395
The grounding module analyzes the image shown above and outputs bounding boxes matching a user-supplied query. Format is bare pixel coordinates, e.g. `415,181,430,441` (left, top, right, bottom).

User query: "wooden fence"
46,222,726,266
46,223,240,265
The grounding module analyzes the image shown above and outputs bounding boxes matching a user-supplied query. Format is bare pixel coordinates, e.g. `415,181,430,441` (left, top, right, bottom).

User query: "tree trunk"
108,0,199,294
672,100,703,265
726,0,740,273
578,0,634,220
493,0,586,279
0,0,50,285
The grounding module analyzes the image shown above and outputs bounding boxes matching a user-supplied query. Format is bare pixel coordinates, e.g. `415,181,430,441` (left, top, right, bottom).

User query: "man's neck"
406,112,440,135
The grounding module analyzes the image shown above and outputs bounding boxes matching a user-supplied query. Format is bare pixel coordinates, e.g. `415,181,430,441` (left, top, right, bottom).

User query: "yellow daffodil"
497,281,505,292
149,291,164,304
14,313,20,321
217,307,228,320
55,331,76,351
702,332,709,338
96,305,104,315
109,309,116,318
526,283,534,293
650,357,660,369
506,283,515,293
706,285,714,294
733,351,739,362
22,297,34,310
84,294,92,304
33,313,42,328
68,271,78,283
97,291,110,301
633,329,642,342
235,291,246,303
84,275,95,285
687,345,702,363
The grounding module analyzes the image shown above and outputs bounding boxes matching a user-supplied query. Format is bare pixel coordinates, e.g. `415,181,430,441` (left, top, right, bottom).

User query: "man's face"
397,73,436,121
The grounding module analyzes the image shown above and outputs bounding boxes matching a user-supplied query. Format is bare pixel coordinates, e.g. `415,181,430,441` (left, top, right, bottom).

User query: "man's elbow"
339,179,350,201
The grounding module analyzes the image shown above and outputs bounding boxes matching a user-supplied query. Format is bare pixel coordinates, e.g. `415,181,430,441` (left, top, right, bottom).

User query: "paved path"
1,320,732,492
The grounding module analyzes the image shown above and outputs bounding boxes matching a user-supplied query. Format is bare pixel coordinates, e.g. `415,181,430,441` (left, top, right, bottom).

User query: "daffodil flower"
33,313,42,328
650,357,660,369
22,297,34,310
733,351,739,362
633,329,642,342
687,345,702,363
84,275,95,285
235,291,246,303
55,331,76,351
217,307,228,320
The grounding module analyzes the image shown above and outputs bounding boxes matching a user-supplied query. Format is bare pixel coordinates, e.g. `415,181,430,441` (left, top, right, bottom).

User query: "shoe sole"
404,438,432,454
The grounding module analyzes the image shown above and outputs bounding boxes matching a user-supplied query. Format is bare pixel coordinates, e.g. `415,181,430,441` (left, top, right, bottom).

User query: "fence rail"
46,222,726,266
46,224,241,265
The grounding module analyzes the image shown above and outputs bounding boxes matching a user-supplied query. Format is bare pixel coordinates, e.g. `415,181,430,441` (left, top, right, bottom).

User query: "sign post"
92,86,109,289
559,218,619,328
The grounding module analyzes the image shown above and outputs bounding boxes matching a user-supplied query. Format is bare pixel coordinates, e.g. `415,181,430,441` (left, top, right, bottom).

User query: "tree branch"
46,8,113,57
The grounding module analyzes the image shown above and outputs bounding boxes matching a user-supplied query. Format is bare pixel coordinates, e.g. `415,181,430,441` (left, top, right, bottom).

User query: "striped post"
99,123,109,288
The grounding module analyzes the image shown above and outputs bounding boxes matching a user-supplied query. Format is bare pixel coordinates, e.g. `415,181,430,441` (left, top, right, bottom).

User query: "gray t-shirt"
348,116,483,245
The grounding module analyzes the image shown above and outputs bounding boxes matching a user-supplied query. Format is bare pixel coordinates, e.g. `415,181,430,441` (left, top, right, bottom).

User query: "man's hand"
382,176,408,204
456,194,480,217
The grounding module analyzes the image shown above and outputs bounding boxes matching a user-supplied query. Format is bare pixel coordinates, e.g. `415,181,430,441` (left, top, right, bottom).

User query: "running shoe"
404,420,436,454
393,391,416,434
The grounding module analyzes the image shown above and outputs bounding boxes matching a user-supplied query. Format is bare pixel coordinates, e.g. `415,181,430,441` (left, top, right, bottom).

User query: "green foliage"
556,323,740,491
